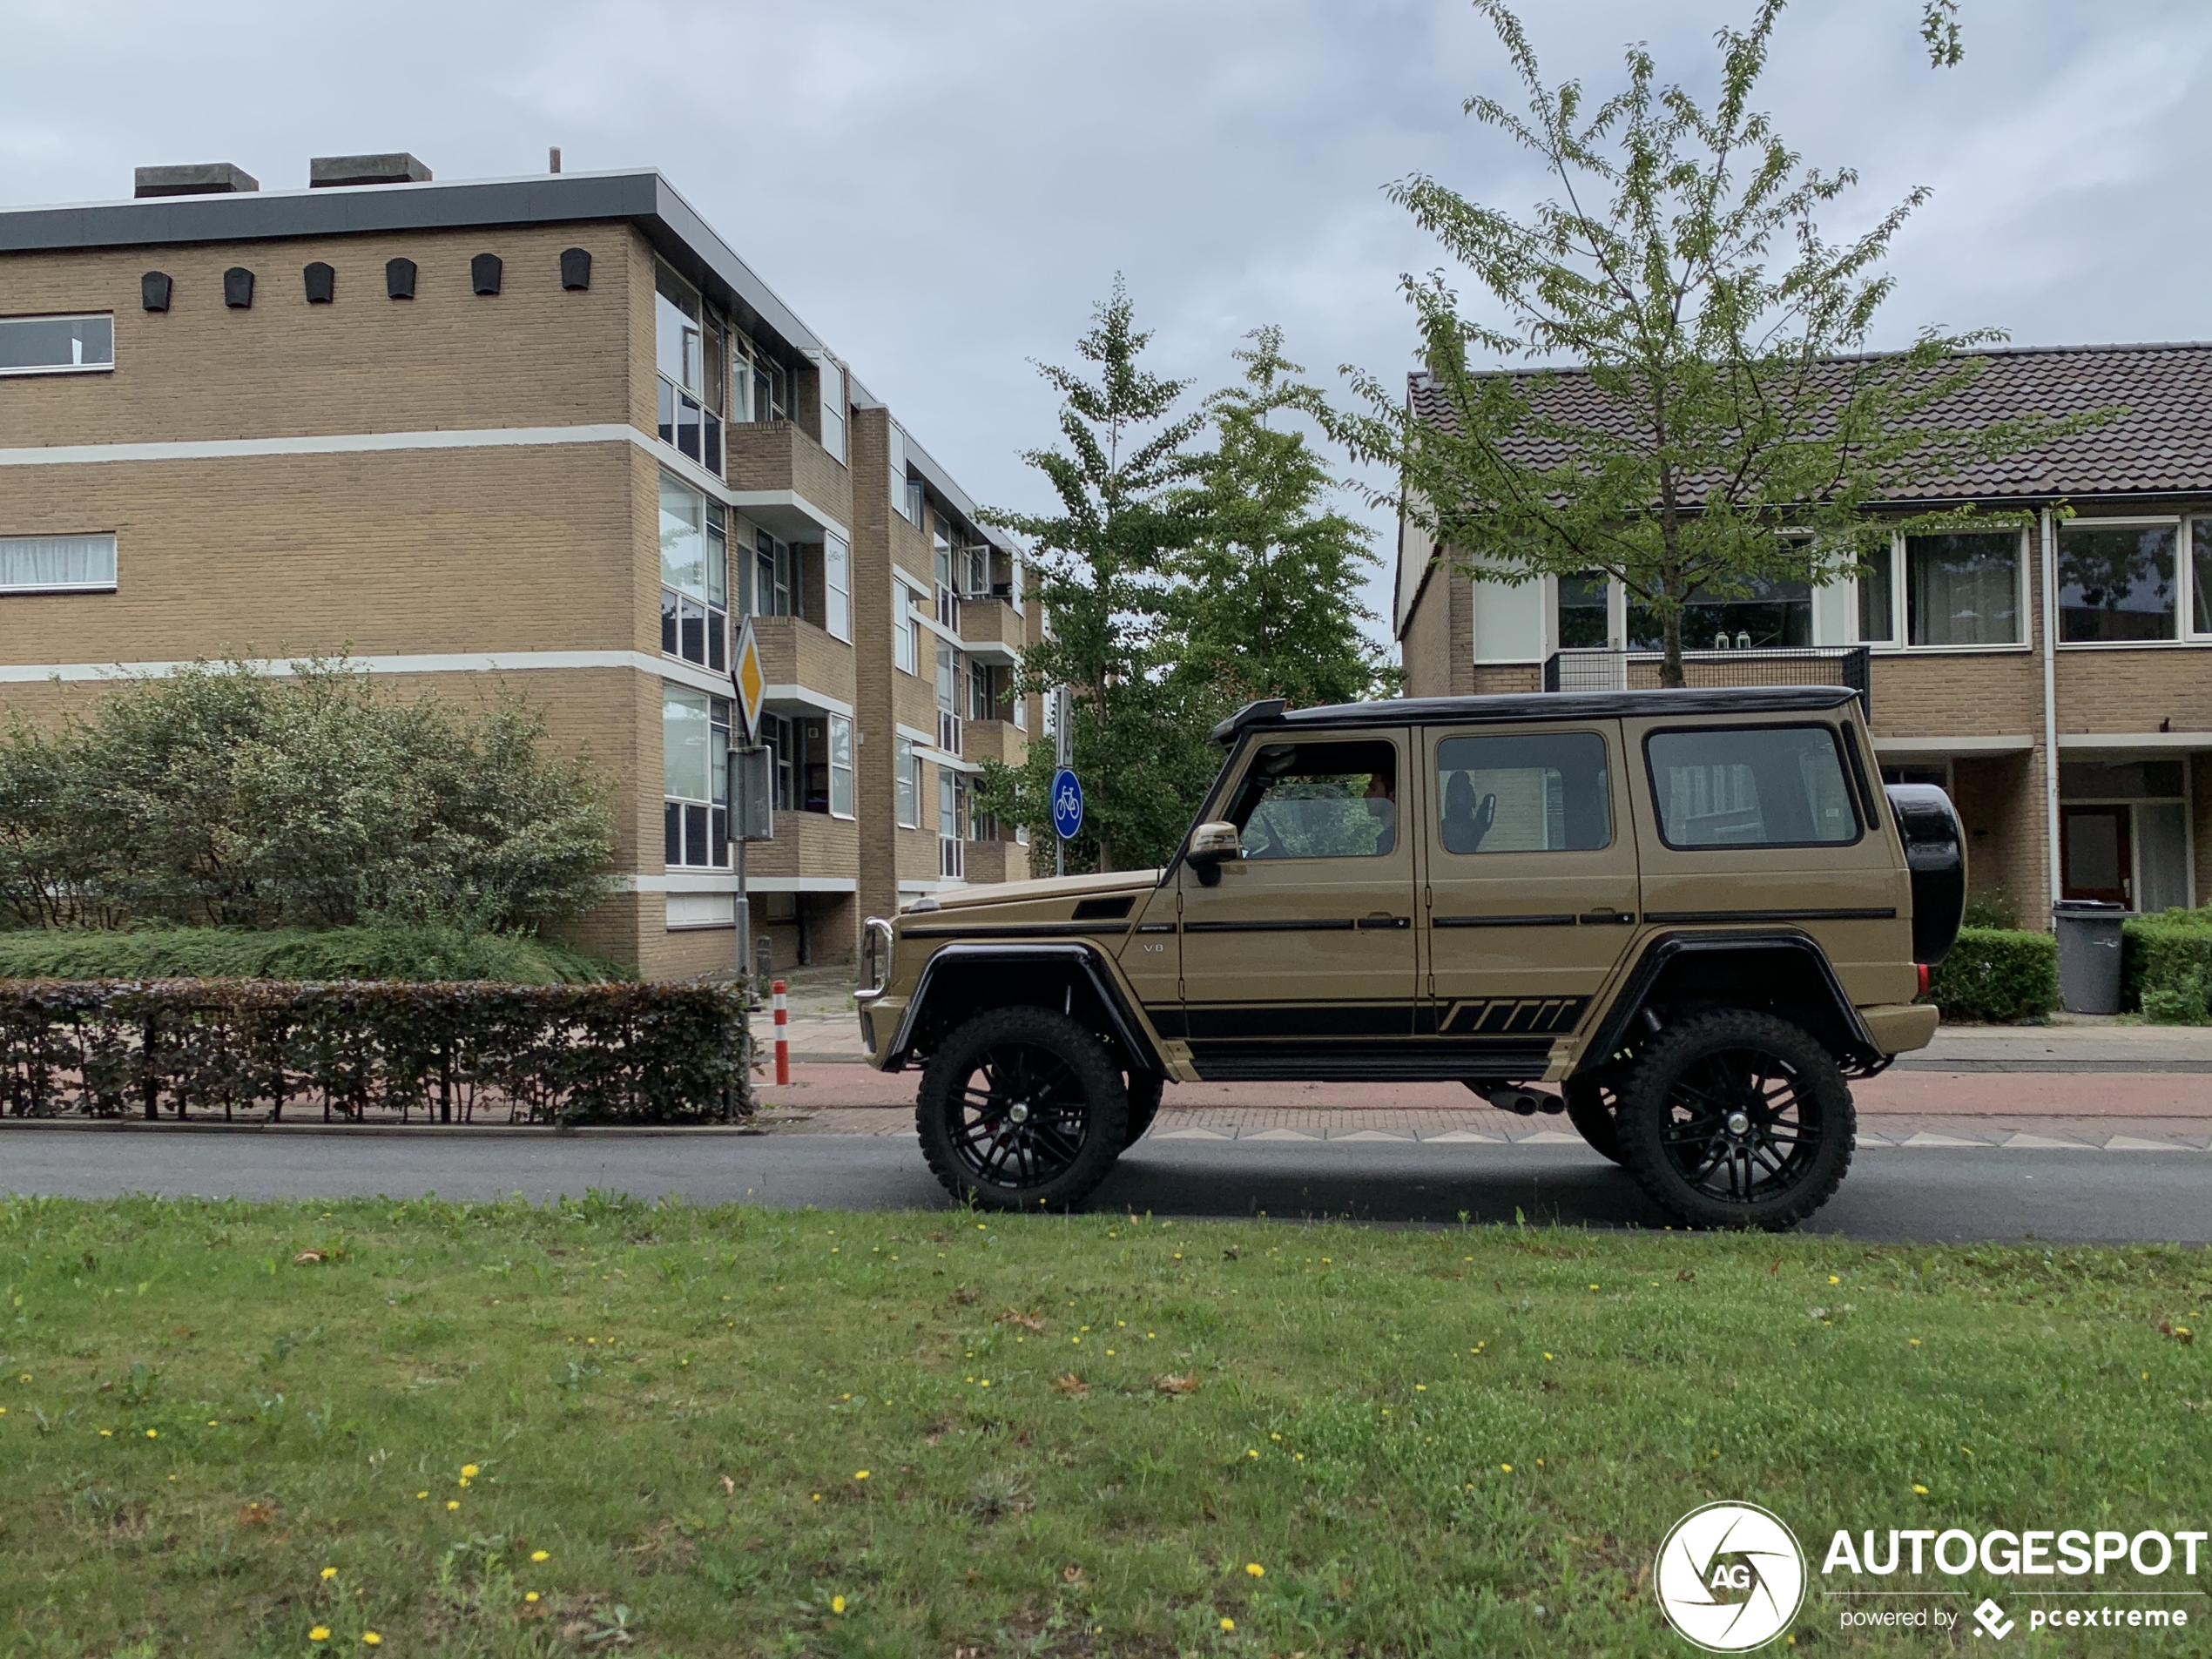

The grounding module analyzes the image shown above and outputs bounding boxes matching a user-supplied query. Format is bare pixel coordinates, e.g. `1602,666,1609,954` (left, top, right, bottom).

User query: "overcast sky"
7,0,2212,644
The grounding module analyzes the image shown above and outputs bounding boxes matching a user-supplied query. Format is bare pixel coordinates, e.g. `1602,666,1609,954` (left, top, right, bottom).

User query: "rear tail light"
1916,963,1932,996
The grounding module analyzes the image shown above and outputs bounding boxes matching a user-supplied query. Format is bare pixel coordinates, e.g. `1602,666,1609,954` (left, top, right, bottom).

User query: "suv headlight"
858,917,894,998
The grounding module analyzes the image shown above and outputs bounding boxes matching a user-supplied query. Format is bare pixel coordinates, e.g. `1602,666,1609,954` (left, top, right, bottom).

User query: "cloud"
4,0,2210,646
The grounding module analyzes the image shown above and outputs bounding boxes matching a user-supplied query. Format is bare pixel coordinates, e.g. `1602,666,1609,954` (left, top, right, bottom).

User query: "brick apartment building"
0,156,1040,978
1396,344,2212,926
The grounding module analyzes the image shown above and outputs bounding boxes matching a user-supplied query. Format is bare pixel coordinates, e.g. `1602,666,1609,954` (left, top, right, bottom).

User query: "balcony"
961,718,1022,767
723,419,852,538
747,614,855,704
738,809,859,880
956,592,1024,658
1542,645,1871,714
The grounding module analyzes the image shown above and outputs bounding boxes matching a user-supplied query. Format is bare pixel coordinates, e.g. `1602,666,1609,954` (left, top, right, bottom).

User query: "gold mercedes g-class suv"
855,686,1963,1231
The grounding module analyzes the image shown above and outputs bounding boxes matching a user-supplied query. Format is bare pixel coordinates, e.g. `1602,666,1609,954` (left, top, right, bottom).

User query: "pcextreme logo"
1655,1502,1809,1652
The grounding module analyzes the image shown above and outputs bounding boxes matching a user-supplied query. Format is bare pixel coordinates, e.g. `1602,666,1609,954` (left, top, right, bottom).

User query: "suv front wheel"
916,1008,1130,1211
1615,1009,1854,1231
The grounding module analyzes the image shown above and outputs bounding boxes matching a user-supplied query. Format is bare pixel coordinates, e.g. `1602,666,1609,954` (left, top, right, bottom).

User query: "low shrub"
0,980,747,1124
1920,927,2058,1023
2123,909,2212,1025
0,923,626,986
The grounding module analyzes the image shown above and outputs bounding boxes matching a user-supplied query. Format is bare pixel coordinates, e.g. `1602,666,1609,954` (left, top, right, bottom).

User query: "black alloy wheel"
1615,1008,1854,1231
916,1008,1128,1210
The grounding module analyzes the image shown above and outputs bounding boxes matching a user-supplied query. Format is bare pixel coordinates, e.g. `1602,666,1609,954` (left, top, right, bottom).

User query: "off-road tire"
1562,1076,1624,1165
1615,1008,1854,1231
1124,1071,1164,1146
916,1008,1129,1211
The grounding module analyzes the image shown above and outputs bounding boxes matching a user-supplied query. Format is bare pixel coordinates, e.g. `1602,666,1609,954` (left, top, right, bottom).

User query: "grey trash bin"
2052,899,2126,1014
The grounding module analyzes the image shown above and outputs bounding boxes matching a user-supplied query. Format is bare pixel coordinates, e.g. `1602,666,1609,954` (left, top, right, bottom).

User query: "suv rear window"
1436,732,1611,853
1645,725,1859,848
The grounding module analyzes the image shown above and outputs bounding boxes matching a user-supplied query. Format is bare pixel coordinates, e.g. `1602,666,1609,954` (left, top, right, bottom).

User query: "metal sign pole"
730,616,771,986
1053,685,1071,878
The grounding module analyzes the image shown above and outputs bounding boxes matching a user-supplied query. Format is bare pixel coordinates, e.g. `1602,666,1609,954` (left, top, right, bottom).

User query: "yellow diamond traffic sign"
732,616,766,745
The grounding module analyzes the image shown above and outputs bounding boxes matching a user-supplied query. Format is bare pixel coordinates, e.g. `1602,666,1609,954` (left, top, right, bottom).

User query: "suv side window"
1227,739,1396,860
1645,724,1859,848
1437,732,1611,854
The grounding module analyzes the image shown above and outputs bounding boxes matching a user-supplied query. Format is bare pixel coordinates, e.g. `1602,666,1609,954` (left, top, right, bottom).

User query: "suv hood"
907,868,1160,914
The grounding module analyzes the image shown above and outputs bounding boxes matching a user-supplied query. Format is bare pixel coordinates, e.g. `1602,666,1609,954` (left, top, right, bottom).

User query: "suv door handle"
1579,908,1636,925
1357,913,1411,929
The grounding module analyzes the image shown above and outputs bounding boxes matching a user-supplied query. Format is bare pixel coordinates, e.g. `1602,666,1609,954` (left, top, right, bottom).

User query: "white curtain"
0,534,115,590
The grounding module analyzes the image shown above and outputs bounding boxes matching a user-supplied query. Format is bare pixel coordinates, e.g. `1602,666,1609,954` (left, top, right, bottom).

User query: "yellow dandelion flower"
1912,1484,1929,1495
321,1566,338,1580
208,1420,218,1426
145,1428,158,1439
415,1491,428,1500
99,1429,112,1437
525,1591,540,1603
1220,1617,1235,1631
853,1470,869,1480
1501,1463,1513,1473
1908,1338,1921,1347
531,1549,549,1562
1588,1284,1599,1291
1246,1449,1258,1459
363,1635,381,1647
1828,1275,1840,1285
1245,1562,1264,1577
832,1595,846,1615
461,1464,479,1478
310,1628,330,1642
813,1493,822,1502
447,1501,461,1511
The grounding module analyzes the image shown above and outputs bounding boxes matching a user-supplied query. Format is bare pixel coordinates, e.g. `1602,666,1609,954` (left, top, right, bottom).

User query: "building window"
1629,577,1811,651
663,685,732,869
895,736,921,827
894,585,921,675
751,529,796,618
1557,572,1611,648
823,532,851,641
658,475,726,670
732,334,786,422
932,520,962,631
936,644,963,755
827,714,854,819
0,314,112,376
1857,536,1897,644
1011,684,1027,731
0,533,117,593
939,769,967,878
889,422,921,526
654,264,722,474
761,711,796,812
810,353,846,462
2058,522,2178,644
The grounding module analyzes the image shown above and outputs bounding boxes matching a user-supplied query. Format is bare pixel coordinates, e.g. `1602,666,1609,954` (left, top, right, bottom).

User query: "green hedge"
0,979,747,1125
1920,927,2059,1024
2123,910,2212,1025
0,923,624,986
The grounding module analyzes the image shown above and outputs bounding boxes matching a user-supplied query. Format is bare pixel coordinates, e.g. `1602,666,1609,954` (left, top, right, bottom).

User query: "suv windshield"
1227,739,1397,860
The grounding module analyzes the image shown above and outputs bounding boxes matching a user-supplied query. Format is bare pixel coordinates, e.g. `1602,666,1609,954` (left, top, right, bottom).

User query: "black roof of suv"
1213,685,1862,743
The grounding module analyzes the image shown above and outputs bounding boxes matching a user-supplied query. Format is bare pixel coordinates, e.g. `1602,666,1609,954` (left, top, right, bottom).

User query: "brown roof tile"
1406,341,2212,504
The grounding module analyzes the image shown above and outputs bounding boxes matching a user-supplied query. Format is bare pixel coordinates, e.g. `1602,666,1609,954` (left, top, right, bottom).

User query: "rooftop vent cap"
134,163,259,199
308,152,431,189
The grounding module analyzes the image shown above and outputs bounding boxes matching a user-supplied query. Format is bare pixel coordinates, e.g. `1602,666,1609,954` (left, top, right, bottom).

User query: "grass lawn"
2,1195,2209,1656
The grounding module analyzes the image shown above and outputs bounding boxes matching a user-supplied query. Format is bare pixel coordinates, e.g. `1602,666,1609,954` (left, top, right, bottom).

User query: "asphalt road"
5,1130,2209,1243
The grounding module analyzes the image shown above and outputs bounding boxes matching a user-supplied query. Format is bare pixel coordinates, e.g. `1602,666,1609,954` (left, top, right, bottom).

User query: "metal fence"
1541,644,1870,715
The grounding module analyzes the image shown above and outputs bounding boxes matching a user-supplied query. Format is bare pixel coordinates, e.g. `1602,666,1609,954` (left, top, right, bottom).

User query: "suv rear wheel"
916,1008,1130,1211
1615,1009,1853,1231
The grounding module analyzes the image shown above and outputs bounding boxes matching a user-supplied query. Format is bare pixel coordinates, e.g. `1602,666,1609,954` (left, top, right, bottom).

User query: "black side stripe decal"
1432,914,1577,928
1184,918,1357,933
900,922,1132,939
1641,907,1897,924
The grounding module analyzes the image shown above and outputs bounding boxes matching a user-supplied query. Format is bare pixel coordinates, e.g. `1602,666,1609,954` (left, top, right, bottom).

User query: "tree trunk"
1661,598,1686,689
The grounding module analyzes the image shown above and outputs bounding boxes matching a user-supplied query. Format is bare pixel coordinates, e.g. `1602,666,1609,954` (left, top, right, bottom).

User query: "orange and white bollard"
772,978,790,1085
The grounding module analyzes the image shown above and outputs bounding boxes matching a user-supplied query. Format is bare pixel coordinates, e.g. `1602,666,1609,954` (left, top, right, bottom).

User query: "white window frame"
658,473,727,670
0,533,118,594
808,351,847,463
2053,515,2202,651
1842,528,2032,654
894,736,920,828
2188,516,2212,642
823,531,852,642
662,684,732,871
894,579,922,675
0,314,114,378
826,714,855,819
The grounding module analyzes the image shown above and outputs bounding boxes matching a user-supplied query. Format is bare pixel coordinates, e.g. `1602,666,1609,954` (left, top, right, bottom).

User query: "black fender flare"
1575,930,1883,1077
887,941,1165,1074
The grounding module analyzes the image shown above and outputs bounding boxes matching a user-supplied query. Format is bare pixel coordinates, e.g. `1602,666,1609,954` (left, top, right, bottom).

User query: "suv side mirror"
1186,820,1242,887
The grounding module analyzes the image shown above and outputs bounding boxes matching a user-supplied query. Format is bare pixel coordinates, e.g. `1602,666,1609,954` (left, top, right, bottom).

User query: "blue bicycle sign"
1049,768,1084,840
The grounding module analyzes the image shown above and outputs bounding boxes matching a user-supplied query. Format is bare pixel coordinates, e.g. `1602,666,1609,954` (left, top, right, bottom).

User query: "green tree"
0,659,614,931
980,280,1217,873
1332,0,2098,686
1171,327,1393,711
